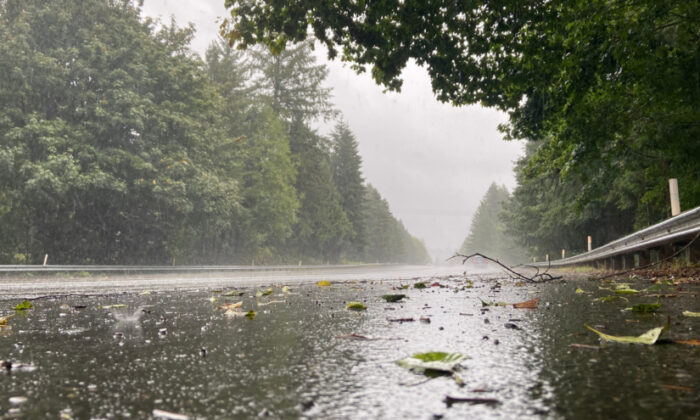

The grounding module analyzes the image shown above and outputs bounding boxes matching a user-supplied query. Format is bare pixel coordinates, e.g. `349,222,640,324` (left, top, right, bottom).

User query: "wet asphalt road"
0,266,699,419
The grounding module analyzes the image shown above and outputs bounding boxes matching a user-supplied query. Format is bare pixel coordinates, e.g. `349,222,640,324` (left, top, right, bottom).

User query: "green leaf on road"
14,300,33,311
480,299,507,307
595,295,627,303
381,294,406,303
347,302,367,310
397,352,468,375
627,302,661,313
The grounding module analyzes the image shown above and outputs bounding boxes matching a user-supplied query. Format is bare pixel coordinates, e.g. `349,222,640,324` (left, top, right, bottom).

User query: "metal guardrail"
0,263,390,274
534,205,700,267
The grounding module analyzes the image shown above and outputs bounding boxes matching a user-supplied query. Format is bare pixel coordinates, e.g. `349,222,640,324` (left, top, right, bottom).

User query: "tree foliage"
460,183,525,264
0,0,429,265
223,0,700,257
0,0,237,264
331,121,366,259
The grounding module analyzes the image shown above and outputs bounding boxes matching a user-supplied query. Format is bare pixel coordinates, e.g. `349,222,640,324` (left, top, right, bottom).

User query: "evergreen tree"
331,121,366,259
248,40,350,262
460,183,525,264
205,40,299,263
363,184,430,264
286,124,351,263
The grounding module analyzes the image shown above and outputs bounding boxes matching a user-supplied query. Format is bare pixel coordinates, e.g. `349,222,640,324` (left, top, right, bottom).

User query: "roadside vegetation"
0,0,430,265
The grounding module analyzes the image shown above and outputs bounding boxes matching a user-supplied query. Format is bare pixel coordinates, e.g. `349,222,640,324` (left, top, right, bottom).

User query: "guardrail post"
649,248,660,264
669,178,681,216
43,254,48,266
545,254,549,263
674,243,690,264
587,236,592,252
636,251,650,267
561,249,565,259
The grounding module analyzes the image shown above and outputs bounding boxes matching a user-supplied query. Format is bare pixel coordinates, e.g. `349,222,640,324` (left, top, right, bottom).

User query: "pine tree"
460,183,525,264
331,121,366,259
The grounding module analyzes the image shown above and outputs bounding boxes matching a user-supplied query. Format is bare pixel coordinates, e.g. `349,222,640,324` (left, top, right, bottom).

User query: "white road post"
669,178,681,216
562,249,566,259
587,236,592,252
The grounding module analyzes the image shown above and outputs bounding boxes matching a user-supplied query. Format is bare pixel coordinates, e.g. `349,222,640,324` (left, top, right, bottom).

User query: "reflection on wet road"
0,267,698,419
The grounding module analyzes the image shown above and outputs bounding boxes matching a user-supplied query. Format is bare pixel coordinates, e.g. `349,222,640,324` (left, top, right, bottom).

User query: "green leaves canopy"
223,0,700,256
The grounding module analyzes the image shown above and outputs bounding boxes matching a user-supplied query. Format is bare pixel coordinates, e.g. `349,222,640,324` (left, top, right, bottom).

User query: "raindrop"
9,396,27,405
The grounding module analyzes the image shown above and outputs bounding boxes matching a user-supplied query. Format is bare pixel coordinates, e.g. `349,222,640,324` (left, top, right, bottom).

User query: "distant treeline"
0,0,430,265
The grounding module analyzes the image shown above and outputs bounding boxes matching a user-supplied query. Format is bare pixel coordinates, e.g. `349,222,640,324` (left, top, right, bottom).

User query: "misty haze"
1,1,698,419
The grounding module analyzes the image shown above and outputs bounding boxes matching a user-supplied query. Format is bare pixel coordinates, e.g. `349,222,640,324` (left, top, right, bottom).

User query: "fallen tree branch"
450,252,562,283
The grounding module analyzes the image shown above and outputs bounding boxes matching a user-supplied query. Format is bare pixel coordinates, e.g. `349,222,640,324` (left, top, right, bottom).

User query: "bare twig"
450,252,562,283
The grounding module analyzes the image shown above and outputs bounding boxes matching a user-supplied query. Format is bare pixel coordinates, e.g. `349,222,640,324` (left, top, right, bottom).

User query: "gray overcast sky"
141,0,524,261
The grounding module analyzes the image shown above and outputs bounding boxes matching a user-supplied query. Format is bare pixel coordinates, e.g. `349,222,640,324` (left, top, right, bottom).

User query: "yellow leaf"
584,317,669,345
317,280,331,287
218,301,242,310
682,310,700,317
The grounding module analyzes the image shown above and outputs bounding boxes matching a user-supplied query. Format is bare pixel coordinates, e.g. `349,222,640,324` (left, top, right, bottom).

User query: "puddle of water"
0,276,698,419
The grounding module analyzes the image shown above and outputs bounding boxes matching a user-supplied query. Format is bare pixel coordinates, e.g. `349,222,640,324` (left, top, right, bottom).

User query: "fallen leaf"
244,310,255,320
595,296,628,303
217,301,243,310
682,310,700,317
139,291,151,296
480,299,507,307
413,282,427,289
672,339,700,346
14,300,33,311
660,384,692,392
512,298,538,309
224,308,245,317
316,280,331,287
257,300,285,306
614,286,640,295
347,302,367,311
281,286,290,293
224,290,244,297
627,302,661,313
575,287,585,294
381,294,406,303
397,352,468,374
102,304,126,309
584,317,669,345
